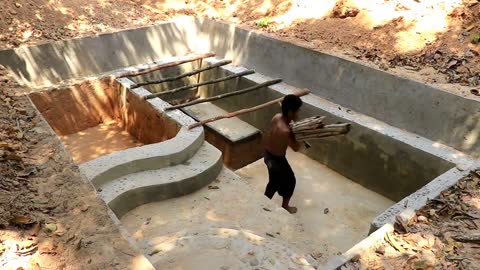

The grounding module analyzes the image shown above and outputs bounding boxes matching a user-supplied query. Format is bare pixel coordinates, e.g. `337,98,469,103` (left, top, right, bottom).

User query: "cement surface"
121,168,331,266
60,121,142,164
236,149,394,253
185,102,260,142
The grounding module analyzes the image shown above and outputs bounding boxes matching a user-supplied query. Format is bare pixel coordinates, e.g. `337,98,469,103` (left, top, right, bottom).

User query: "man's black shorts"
264,151,296,198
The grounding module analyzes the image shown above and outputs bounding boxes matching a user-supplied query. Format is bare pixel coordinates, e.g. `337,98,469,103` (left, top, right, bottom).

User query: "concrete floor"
121,169,322,268
60,121,142,163
235,149,395,252
120,152,394,268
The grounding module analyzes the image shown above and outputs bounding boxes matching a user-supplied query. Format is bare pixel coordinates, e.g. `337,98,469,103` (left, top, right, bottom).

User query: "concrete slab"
185,102,260,143
236,149,394,253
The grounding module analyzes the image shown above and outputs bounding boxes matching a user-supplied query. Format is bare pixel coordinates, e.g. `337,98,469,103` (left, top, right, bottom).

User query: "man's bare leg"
282,196,297,214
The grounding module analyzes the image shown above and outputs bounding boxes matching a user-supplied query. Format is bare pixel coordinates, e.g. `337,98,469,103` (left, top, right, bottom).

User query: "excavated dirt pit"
29,78,180,164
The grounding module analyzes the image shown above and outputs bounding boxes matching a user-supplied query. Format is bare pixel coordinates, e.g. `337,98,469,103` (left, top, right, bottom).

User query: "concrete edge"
370,166,472,232
212,61,474,169
107,143,224,218
25,52,214,91
322,165,477,269
320,224,394,270
80,77,205,187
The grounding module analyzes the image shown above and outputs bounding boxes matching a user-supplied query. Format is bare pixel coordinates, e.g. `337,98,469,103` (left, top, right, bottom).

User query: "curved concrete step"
80,80,206,188
99,143,223,218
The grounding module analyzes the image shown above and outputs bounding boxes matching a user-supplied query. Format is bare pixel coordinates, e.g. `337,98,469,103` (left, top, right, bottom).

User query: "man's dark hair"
281,95,303,116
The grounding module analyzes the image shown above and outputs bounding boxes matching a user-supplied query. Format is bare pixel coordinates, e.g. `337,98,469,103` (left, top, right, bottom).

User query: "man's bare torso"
264,113,292,156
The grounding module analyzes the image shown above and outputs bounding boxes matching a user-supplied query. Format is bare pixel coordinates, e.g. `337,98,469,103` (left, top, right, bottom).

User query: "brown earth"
0,67,146,269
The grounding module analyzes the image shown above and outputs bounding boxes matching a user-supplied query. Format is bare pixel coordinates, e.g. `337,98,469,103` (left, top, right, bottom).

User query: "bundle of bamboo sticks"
290,116,350,141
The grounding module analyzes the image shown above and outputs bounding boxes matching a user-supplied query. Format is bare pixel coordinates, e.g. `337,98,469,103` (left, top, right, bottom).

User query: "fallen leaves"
44,223,57,233
9,216,35,226
343,170,480,269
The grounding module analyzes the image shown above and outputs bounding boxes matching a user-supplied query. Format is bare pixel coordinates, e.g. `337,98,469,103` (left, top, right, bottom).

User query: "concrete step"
183,102,264,169
98,142,223,218
184,102,260,143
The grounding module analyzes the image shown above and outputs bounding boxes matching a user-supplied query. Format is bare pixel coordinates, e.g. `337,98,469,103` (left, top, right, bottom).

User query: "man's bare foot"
283,206,297,214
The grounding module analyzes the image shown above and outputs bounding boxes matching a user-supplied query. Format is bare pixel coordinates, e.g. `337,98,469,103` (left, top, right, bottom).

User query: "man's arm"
288,130,301,152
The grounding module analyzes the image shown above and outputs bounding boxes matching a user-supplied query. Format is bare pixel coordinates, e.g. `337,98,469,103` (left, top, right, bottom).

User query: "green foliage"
472,33,480,45
257,17,271,28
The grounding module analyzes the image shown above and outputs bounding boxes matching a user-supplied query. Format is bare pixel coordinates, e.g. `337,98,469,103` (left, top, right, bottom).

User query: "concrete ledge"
106,143,223,218
320,224,394,270
80,78,205,187
370,166,471,232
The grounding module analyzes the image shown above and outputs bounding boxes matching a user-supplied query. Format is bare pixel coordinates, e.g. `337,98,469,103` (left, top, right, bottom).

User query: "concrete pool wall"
1,17,480,158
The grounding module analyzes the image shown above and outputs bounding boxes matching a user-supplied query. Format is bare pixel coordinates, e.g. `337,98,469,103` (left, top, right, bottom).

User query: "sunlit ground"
1,0,469,55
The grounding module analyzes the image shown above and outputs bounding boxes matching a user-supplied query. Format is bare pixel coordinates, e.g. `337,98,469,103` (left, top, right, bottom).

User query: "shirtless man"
263,94,303,214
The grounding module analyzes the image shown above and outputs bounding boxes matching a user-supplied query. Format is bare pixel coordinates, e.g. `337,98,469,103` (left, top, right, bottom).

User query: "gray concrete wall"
184,19,480,158
199,67,454,202
129,62,200,102
0,21,192,88
1,17,479,157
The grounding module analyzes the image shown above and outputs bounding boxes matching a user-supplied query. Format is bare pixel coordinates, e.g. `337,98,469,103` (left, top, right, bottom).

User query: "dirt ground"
1,0,480,269
0,0,479,94
342,171,480,270
0,67,146,269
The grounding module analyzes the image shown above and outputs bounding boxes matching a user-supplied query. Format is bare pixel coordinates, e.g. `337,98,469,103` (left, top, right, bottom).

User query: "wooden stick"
118,52,215,78
296,132,345,140
188,89,310,129
144,70,255,100
132,60,232,88
166,79,282,111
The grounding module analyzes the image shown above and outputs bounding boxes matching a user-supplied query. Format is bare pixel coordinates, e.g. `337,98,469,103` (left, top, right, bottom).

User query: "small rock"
266,232,275,238
417,215,427,222
262,207,271,212
9,10,17,15
249,258,260,267
324,208,329,214
375,245,385,255
75,238,83,250
15,3,22,8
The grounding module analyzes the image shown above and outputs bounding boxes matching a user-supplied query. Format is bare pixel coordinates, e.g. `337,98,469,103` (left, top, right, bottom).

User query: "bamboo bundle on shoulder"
290,116,350,141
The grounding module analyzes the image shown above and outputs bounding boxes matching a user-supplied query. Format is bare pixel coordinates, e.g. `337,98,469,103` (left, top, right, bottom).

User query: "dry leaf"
30,222,41,236
10,216,34,226
45,223,57,232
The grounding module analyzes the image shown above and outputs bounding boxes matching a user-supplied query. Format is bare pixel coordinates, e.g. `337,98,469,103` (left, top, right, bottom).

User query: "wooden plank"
117,52,215,78
188,89,310,129
166,79,282,111
131,60,232,88
144,70,255,100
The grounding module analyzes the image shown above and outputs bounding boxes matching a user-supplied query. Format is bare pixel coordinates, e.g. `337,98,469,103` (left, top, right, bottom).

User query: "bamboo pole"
144,70,255,100
188,89,310,129
165,79,282,111
118,52,215,78
131,60,232,88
